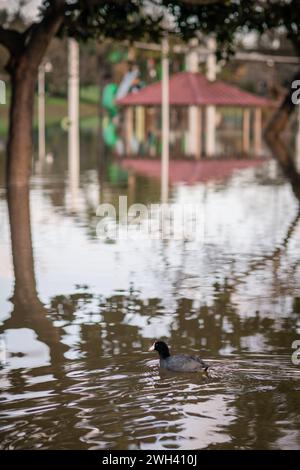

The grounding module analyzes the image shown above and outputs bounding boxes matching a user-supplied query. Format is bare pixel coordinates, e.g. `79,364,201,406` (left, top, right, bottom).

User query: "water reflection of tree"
265,124,300,201
207,388,300,450
2,141,300,449
1,186,67,371
0,186,88,449
4,167,299,360
43,284,300,449
46,282,300,365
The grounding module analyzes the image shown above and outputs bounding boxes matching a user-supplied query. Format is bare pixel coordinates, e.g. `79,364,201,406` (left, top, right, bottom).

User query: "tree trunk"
264,70,300,141
2,3,68,370
7,59,37,187
6,6,64,187
264,68,300,187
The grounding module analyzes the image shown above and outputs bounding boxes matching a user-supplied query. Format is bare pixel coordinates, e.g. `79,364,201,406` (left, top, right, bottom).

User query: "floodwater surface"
0,132,300,449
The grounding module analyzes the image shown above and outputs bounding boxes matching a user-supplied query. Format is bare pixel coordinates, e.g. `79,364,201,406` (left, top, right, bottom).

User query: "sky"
0,0,41,20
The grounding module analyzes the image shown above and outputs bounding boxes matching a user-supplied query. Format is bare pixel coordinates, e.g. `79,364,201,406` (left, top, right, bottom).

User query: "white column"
161,37,169,203
125,107,133,155
242,108,250,154
296,103,300,172
135,105,145,143
188,106,201,158
205,37,217,157
38,65,46,162
206,105,216,156
0,79,6,104
186,43,200,158
68,39,80,209
253,107,262,157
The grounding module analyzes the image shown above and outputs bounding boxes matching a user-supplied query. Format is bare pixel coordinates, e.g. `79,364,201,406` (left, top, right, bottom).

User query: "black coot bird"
149,341,209,373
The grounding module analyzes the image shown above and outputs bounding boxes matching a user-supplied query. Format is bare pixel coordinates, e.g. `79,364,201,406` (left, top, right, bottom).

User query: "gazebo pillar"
242,108,251,154
188,106,202,159
205,105,216,157
253,107,262,156
125,106,134,155
135,105,145,144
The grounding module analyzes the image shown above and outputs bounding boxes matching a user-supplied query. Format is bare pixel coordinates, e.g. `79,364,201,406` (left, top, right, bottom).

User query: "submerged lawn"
0,86,99,139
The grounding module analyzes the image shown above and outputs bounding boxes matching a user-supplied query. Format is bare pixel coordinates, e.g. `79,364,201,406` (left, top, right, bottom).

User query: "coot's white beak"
148,342,155,351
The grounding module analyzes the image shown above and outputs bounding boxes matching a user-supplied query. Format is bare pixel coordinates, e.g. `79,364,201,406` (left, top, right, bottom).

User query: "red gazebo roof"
116,71,272,107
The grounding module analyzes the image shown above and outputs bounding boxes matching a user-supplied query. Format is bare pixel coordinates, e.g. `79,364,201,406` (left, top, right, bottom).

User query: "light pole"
38,60,52,163
205,37,217,157
161,36,169,203
0,79,5,105
68,38,80,210
186,40,201,159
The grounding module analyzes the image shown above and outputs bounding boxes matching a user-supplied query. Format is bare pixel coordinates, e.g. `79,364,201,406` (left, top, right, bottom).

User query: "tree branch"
0,26,23,55
176,0,226,4
17,0,66,72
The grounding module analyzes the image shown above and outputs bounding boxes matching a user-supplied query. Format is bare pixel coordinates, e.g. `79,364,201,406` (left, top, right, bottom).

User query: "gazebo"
116,71,273,159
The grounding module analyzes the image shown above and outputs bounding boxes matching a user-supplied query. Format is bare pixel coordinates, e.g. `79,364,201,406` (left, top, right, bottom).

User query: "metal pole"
68,38,80,209
0,79,6,104
205,37,217,157
161,37,169,203
38,64,46,162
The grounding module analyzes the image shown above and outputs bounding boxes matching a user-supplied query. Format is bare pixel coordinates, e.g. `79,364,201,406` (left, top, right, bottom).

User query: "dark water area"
0,129,300,449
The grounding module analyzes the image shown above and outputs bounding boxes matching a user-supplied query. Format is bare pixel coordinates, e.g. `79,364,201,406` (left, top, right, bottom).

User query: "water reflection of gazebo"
116,71,273,159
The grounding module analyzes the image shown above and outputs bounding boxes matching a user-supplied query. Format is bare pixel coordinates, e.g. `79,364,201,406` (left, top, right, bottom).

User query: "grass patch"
79,85,100,105
0,86,99,139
